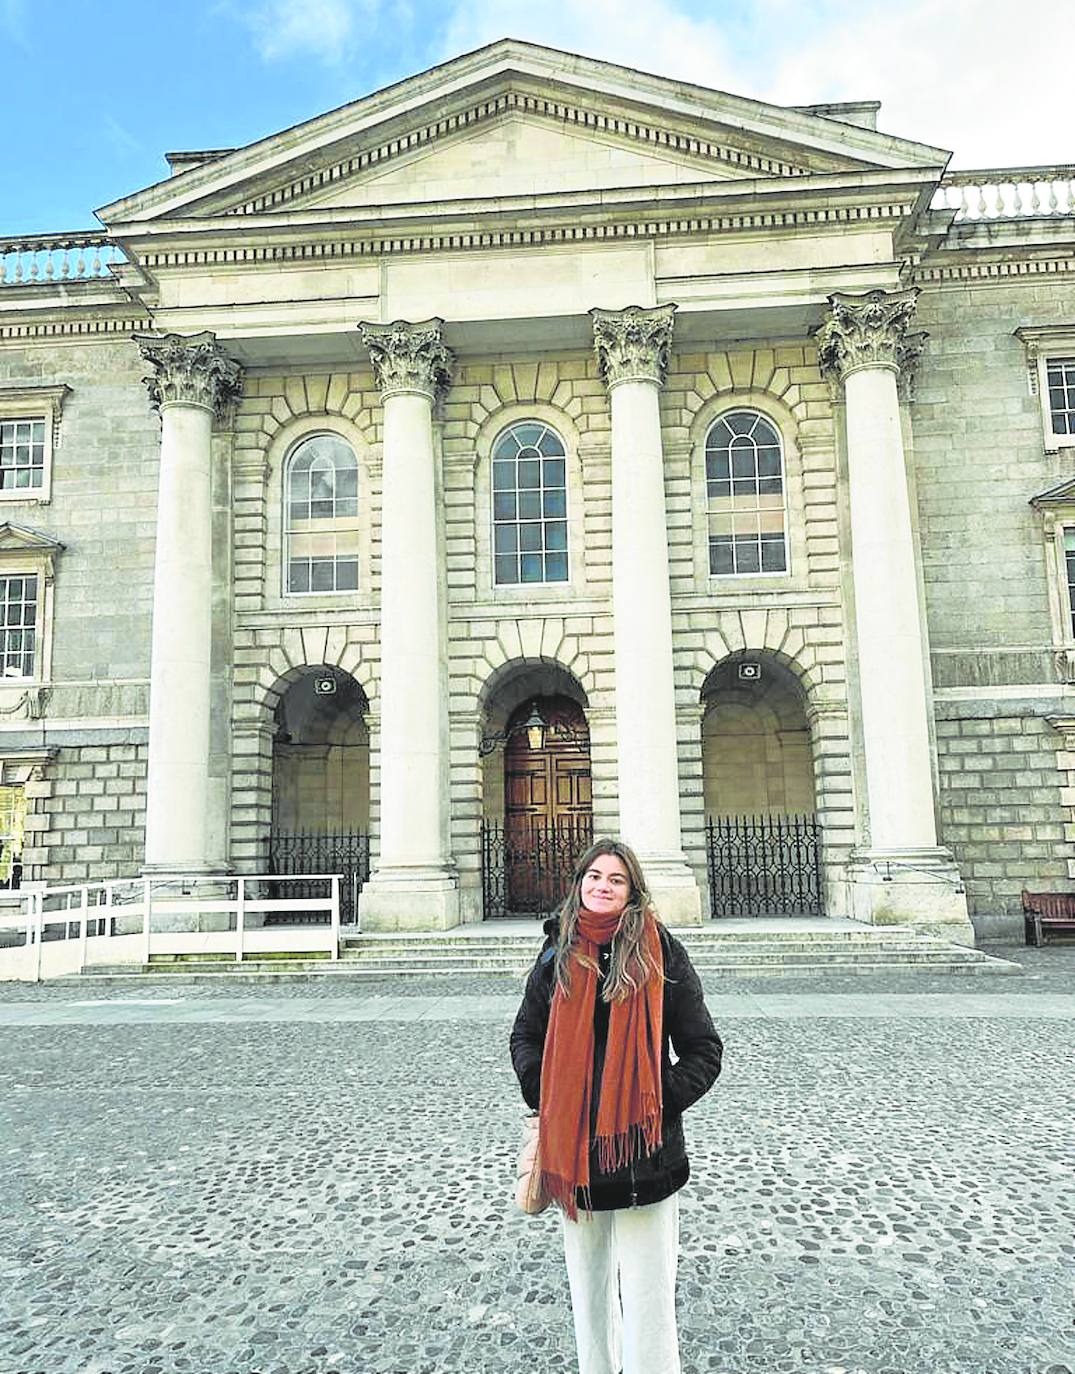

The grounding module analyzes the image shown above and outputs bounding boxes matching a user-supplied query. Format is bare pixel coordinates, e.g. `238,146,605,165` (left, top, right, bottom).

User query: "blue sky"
1,0,1070,236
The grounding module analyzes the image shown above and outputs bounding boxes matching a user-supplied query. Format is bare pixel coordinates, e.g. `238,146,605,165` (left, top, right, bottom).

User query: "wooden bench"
1022,890,1075,946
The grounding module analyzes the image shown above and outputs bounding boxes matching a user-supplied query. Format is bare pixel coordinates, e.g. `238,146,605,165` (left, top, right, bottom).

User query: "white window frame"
490,420,571,589
0,384,69,505
0,523,63,703
704,407,791,581
282,431,361,598
472,401,588,606
1015,327,1075,453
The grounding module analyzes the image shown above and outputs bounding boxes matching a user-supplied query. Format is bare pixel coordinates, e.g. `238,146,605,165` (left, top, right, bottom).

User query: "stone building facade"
1,40,1074,940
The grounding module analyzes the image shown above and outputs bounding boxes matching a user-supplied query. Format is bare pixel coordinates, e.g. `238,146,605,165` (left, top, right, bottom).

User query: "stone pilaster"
817,291,971,942
591,304,701,924
356,319,459,931
135,331,242,875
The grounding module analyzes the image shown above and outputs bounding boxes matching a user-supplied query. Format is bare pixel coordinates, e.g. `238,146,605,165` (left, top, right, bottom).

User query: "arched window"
285,434,359,593
492,421,568,585
705,410,788,576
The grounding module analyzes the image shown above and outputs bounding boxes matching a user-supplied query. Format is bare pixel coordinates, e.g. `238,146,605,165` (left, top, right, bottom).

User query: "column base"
847,847,975,946
358,865,461,932
639,854,703,927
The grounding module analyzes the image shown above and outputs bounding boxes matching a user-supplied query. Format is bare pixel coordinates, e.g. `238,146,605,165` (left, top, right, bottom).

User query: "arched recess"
270,665,370,834
699,650,825,917
700,653,816,817
479,658,592,916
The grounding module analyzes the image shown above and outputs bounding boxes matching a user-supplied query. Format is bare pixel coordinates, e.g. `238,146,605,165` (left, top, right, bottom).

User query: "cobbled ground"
0,944,1072,1374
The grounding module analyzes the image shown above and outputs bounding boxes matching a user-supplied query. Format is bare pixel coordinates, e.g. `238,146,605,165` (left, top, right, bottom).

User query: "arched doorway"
270,666,370,923
503,695,591,912
700,654,822,916
480,666,593,917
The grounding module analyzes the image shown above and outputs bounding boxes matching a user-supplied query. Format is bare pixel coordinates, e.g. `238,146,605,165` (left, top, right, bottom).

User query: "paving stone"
0,946,1071,1373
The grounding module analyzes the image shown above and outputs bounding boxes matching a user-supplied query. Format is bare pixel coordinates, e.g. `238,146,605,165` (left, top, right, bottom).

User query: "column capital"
359,318,452,402
815,288,924,388
134,331,244,415
591,303,677,389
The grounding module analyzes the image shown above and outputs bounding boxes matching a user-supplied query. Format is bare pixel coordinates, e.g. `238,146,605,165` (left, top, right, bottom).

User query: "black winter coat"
510,918,723,1211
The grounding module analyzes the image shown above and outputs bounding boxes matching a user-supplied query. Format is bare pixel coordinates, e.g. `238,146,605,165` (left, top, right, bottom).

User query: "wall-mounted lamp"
479,701,547,756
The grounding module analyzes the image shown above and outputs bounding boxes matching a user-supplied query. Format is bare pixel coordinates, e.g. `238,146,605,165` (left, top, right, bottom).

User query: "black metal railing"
481,817,593,918
705,813,823,917
267,831,371,925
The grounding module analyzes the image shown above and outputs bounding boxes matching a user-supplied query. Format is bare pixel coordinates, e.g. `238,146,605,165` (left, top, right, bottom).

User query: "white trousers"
561,1194,681,1374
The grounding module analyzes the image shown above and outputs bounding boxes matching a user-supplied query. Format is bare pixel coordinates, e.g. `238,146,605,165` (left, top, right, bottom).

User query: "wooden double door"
504,695,592,913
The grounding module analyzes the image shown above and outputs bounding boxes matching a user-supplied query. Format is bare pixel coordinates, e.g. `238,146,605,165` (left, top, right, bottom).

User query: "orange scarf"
538,908,664,1218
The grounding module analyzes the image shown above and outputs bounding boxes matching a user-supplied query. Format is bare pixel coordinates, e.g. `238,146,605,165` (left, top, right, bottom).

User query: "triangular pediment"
1031,478,1075,507
296,112,760,212
0,522,64,554
99,40,950,227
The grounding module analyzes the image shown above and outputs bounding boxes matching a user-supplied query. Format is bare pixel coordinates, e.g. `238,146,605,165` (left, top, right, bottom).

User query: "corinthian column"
357,319,459,931
135,331,243,873
591,305,701,925
816,290,971,941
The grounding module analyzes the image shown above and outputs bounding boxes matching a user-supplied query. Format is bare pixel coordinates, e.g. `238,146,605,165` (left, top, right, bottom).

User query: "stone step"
338,935,963,959
72,940,1018,980
66,955,1018,986
341,926,929,948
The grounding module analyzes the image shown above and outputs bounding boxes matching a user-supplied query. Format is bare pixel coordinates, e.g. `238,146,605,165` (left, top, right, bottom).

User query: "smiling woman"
510,837,723,1374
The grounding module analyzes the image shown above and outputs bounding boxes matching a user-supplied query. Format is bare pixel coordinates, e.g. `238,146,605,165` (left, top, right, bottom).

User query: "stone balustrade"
0,232,126,286
933,166,1075,221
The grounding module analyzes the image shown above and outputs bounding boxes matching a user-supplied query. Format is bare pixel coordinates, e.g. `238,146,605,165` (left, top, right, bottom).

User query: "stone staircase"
64,919,1021,983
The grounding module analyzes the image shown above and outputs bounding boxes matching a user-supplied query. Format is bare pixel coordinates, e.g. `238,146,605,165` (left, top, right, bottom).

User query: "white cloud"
236,0,368,63
436,0,1074,169
439,0,741,92
754,0,1073,168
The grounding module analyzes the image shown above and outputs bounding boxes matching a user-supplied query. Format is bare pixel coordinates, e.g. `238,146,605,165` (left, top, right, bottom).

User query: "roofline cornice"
106,163,941,252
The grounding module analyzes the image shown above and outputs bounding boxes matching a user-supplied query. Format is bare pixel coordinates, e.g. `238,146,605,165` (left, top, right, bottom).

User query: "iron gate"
267,831,371,926
481,818,593,918
705,813,823,917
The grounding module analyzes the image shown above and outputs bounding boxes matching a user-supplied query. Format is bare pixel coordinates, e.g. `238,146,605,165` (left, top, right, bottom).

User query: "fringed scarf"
538,907,664,1219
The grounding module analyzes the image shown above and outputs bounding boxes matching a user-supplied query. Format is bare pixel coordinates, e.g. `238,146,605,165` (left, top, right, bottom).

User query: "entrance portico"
112,43,974,939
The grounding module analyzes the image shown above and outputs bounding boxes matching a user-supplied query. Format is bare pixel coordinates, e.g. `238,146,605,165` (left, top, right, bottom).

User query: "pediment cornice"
1031,477,1075,508
0,521,65,557
98,39,950,227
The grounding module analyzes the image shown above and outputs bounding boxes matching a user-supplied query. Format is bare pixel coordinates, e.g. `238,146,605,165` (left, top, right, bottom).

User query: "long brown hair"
554,837,663,1002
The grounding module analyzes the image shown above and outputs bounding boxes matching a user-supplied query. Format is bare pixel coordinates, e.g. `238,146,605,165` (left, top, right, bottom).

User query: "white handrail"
142,876,152,965
330,875,340,961
236,876,246,964
0,871,349,979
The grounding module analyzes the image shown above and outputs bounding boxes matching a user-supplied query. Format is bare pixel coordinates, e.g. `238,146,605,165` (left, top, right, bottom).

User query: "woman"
510,838,723,1374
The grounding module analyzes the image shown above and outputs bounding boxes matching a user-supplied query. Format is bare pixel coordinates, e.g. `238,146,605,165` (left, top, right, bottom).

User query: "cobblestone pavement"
0,945,1072,1374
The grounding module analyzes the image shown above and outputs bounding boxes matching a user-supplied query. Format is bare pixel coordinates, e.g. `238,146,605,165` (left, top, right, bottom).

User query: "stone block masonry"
935,709,1072,915
25,743,147,884
914,278,1075,661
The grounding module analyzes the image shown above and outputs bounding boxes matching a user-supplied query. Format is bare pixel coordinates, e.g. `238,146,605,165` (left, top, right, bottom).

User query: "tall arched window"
285,434,359,593
705,410,788,576
492,421,569,585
